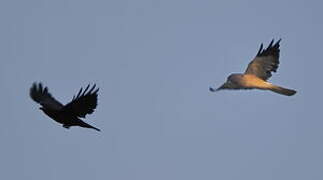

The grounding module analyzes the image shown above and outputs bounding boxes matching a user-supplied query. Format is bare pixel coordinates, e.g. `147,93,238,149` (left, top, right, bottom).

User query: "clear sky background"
0,0,321,179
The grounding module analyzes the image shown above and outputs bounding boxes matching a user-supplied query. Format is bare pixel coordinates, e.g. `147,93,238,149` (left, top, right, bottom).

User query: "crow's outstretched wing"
30,83,64,110
63,84,99,118
244,39,281,80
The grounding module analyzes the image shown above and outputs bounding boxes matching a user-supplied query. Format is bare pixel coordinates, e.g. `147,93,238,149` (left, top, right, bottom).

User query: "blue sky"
0,0,321,179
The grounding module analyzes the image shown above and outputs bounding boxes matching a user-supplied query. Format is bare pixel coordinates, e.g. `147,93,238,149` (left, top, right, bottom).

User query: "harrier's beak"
216,84,226,91
209,83,227,92
216,83,230,91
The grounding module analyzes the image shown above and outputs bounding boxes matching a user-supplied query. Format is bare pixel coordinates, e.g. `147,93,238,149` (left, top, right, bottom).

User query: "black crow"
30,83,100,131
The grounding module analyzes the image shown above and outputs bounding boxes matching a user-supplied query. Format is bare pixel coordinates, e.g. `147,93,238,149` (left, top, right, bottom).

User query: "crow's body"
30,83,100,131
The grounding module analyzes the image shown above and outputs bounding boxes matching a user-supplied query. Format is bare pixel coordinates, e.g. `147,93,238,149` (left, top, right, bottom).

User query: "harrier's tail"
270,85,296,96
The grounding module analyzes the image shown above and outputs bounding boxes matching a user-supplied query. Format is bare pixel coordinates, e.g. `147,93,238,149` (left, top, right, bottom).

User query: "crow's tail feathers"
78,120,101,131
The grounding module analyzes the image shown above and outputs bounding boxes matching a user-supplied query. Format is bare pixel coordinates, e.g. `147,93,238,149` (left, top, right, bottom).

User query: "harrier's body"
210,39,296,96
30,83,100,131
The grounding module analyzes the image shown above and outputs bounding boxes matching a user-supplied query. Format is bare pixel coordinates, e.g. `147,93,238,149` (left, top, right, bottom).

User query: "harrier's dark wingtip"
257,43,264,55
275,38,282,46
268,39,274,48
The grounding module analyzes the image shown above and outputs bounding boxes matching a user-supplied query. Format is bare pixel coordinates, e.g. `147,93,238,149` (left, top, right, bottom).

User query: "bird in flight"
30,83,101,131
210,39,296,96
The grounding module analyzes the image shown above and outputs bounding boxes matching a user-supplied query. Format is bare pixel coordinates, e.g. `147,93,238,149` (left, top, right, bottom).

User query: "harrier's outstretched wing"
63,84,99,118
244,39,281,80
30,83,64,110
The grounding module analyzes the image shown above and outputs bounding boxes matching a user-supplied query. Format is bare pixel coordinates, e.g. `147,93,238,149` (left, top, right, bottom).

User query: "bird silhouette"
30,83,100,131
210,39,296,96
